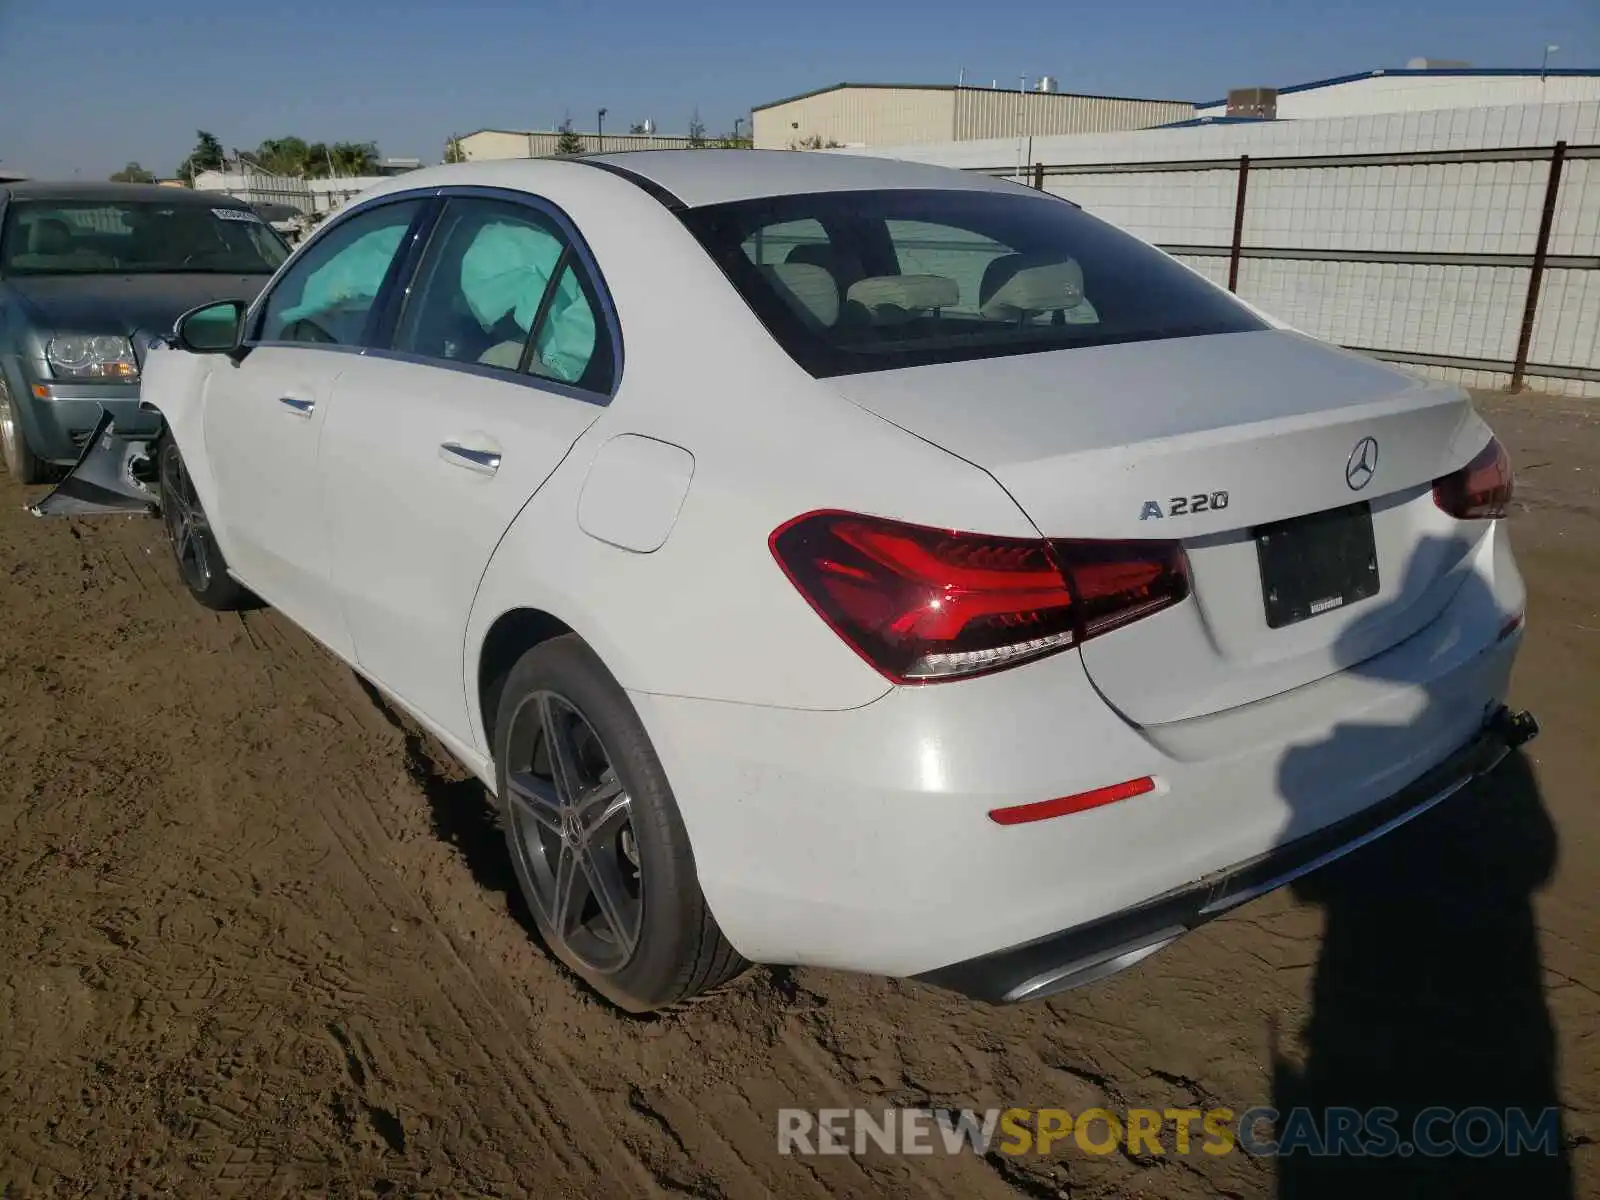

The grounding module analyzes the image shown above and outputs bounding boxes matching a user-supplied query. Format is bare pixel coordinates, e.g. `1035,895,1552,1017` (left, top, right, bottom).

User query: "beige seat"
843,274,959,325
478,340,524,369
979,256,1088,322
760,262,840,328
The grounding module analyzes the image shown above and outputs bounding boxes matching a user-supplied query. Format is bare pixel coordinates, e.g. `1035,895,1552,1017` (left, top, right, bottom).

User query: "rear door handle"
439,441,502,476
278,395,315,417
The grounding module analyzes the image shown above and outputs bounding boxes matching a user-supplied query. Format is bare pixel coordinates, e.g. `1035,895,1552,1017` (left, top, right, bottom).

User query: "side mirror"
174,299,247,355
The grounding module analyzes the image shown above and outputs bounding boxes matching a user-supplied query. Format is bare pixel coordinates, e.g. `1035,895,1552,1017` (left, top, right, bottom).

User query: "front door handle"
439,441,502,476
278,395,315,417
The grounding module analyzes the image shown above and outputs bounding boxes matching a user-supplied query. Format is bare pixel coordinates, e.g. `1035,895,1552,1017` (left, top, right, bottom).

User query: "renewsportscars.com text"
777,1106,1563,1159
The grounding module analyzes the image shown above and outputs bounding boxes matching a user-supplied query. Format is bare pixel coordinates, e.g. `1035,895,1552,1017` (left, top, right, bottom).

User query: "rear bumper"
915,705,1538,1003
631,522,1527,983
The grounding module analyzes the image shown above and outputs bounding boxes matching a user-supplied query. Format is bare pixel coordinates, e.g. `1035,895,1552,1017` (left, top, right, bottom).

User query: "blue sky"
1,0,1595,179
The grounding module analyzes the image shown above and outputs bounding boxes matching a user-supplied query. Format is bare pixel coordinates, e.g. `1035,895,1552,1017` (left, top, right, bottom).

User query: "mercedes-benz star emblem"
1345,436,1379,491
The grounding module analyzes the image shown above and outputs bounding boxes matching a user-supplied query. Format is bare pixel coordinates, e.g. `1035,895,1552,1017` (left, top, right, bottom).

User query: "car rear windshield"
0,199,290,277
678,188,1265,377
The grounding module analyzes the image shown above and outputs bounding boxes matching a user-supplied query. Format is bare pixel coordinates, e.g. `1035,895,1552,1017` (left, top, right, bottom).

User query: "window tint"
741,218,828,267
1,199,288,277
257,200,422,346
681,189,1266,377
885,220,1012,315
393,197,611,393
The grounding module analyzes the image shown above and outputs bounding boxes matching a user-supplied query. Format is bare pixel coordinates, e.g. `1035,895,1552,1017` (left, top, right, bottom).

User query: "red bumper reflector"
1498,613,1525,641
988,776,1157,826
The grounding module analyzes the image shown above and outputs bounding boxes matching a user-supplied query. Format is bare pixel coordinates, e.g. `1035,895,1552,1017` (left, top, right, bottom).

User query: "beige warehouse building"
455,129,700,160
753,82,1195,150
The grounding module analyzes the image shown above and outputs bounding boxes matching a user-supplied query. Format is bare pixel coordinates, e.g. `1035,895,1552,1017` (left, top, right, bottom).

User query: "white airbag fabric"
459,222,597,384
277,225,406,326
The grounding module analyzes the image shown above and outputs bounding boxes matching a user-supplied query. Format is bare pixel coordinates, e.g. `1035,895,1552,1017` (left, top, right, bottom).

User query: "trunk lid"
825,329,1492,725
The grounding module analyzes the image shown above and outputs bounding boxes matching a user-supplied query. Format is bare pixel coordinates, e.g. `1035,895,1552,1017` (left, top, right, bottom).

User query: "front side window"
0,199,288,277
681,188,1266,377
257,199,423,346
393,197,611,393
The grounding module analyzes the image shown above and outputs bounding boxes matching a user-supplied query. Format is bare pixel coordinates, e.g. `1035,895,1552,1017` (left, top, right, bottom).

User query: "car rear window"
678,188,1265,377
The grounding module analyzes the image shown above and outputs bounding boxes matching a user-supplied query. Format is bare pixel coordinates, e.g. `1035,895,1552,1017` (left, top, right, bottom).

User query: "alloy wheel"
0,379,19,472
504,690,644,974
161,447,213,592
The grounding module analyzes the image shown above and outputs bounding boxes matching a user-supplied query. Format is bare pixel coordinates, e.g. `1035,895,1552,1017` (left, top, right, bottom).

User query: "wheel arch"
475,606,575,753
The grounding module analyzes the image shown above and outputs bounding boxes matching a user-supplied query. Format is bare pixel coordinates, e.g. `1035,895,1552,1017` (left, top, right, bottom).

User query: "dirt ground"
0,390,1595,1199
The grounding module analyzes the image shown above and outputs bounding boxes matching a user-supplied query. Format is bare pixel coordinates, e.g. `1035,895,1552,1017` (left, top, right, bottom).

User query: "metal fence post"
1032,162,1044,190
1511,141,1568,393
1227,154,1250,293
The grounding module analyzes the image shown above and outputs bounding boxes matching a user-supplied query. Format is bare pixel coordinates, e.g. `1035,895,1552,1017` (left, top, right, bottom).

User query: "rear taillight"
1433,436,1513,520
769,510,1188,683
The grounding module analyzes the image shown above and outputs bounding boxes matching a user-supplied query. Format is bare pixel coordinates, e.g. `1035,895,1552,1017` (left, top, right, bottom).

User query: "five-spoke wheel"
493,634,747,1011
504,691,644,975
157,440,250,610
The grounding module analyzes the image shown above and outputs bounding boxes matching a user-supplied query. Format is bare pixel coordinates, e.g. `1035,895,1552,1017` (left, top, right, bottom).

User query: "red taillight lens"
1433,436,1513,520
770,510,1188,683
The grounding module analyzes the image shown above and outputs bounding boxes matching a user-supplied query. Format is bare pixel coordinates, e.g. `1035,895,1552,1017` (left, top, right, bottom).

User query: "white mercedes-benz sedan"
67,151,1536,1011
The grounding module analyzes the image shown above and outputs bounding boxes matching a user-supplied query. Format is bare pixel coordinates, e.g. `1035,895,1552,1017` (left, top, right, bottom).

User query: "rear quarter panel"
462,168,1038,752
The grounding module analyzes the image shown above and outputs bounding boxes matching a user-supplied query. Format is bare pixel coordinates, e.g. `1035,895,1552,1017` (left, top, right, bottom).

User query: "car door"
319,192,616,743
204,196,429,660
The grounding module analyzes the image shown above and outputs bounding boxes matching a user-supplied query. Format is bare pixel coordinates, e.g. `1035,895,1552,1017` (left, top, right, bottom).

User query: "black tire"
158,439,252,611
494,634,747,1012
0,375,49,485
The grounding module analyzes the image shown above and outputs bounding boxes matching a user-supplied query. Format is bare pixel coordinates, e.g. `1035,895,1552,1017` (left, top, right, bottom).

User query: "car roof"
582,149,1026,208
0,180,252,208
355,151,1031,213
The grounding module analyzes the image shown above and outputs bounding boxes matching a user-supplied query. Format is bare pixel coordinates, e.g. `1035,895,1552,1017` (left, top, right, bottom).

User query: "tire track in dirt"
2,420,1597,1200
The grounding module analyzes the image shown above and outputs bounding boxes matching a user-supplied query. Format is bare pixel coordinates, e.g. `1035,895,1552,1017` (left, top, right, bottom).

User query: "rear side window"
680,189,1265,377
393,197,612,394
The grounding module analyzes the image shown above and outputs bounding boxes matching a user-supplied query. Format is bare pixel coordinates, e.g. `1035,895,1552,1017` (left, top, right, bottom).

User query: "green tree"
790,134,844,150
329,141,380,175
555,119,585,156
295,141,381,178
443,135,465,164
177,130,225,182
109,161,156,183
254,136,311,175
687,109,707,148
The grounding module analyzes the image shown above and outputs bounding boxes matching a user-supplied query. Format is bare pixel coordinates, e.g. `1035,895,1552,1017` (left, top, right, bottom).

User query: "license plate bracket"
1254,502,1380,630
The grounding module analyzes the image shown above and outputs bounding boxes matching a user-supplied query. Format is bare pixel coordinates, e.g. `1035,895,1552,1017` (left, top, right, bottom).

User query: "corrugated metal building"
457,129,700,160
1194,67,1600,120
752,83,1194,149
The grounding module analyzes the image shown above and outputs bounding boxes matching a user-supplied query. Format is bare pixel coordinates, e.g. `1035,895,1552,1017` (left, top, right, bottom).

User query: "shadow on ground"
1271,532,1571,1198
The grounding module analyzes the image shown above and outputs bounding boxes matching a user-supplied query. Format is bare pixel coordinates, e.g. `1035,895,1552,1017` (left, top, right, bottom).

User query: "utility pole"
1541,44,1560,81
597,107,607,151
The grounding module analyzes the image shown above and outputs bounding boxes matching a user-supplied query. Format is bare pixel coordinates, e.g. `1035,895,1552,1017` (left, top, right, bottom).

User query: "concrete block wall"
848,102,1600,396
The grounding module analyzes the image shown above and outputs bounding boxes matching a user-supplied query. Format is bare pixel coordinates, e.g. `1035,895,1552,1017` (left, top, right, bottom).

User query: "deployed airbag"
459,222,597,384
276,224,407,327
